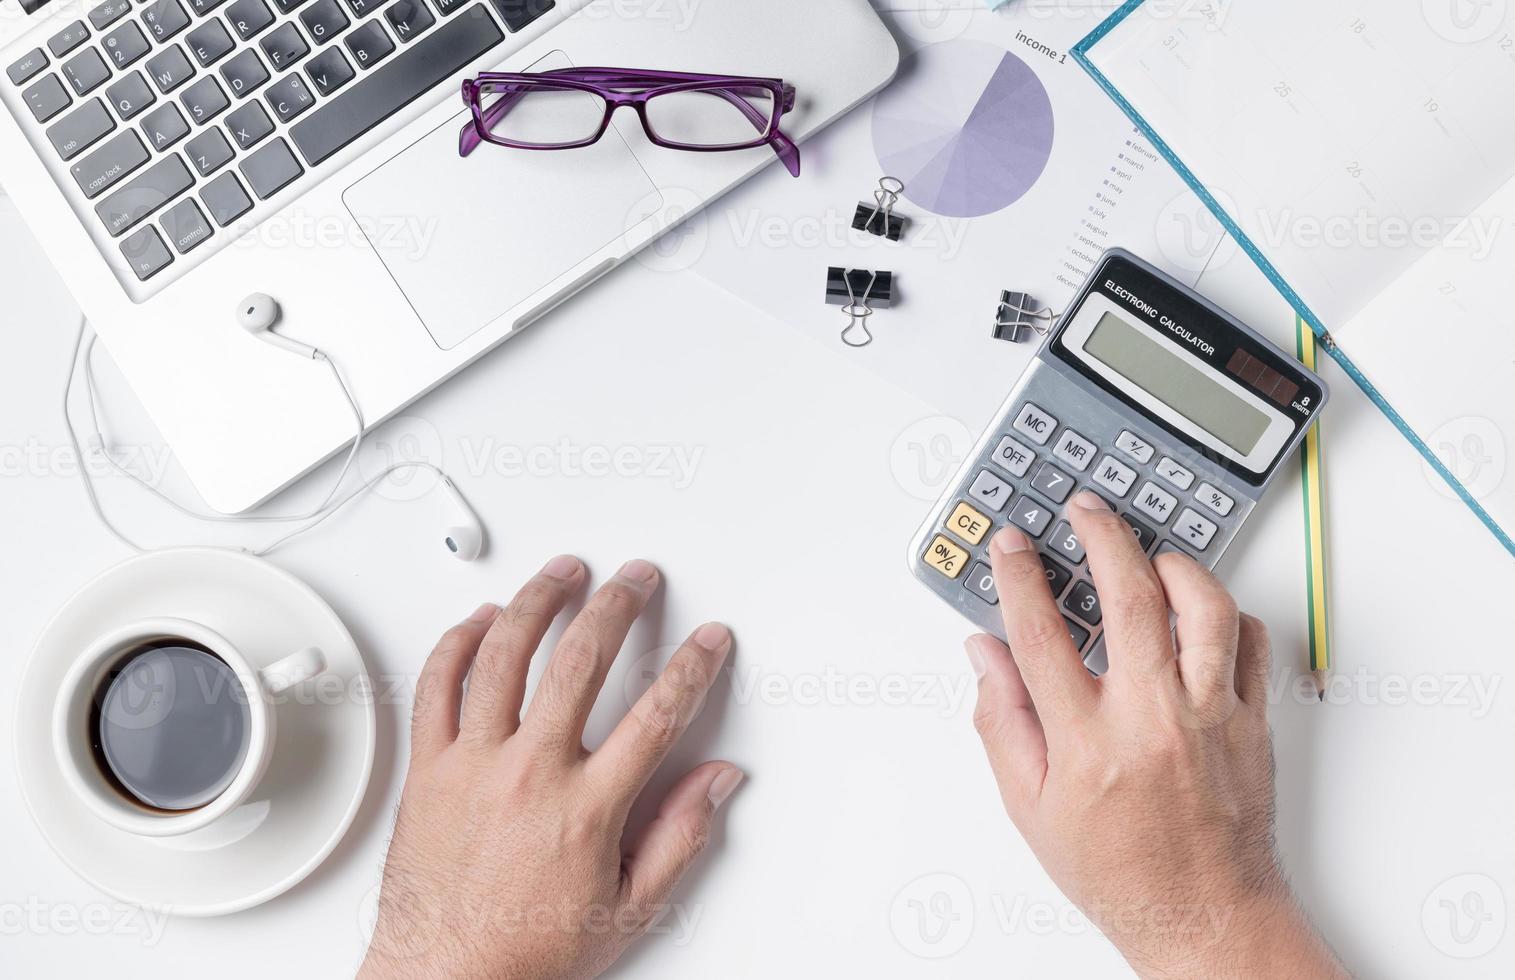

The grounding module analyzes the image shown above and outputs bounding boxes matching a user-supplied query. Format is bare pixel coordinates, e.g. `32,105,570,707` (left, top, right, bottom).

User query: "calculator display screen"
1083,312,1271,454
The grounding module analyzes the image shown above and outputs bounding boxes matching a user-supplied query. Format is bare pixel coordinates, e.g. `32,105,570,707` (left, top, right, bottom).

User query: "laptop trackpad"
343,52,662,350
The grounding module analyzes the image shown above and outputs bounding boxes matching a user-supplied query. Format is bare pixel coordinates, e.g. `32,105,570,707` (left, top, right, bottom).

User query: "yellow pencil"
1296,318,1330,702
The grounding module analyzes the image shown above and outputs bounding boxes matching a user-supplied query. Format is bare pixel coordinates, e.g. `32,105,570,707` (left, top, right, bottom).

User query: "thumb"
619,762,743,927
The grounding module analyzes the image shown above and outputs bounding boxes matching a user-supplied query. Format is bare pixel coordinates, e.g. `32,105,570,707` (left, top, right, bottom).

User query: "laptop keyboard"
9,0,554,284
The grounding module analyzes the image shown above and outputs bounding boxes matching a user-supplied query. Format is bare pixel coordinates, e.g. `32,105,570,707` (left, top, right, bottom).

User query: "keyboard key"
1132,481,1178,525
923,535,968,580
264,72,314,120
180,75,229,123
185,126,234,174
140,0,190,41
160,197,212,252
1052,428,1097,472
120,225,173,279
1064,580,1101,626
46,98,115,160
989,435,1034,479
89,0,134,30
8,48,49,86
49,23,93,59
1173,508,1218,551
1091,455,1137,499
1063,617,1091,652
343,19,394,69
70,129,149,197
105,70,155,118
1084,637,1108,675
945,501,991,547
239,136,302,197
1155,456,1195,491
146,44,195,93
186,20,236,67
1194,482,1235,518
489,0,552,31
140,101,190,148
1012,402,1057,445
345,0,389,15
1047,521,1084,564
1028,461,1073,504
1120,512,1157,552
23,74,71,122
304,46,353,94
1007,495,1052,538
301,0,349,43
226,0,276,40
295,6,503,164
186,0,232,13
220,49,270,97
200,170,253,224
62,49,111,96
964,562,998,606
102,21,151,69
1039,554,1072,597
1115,430,1155,464
967,469,1012,513
273,0,311,11
225,98,273,147
260,22,310,71
434,0,469,13
95,153,193,236
384,0,434,41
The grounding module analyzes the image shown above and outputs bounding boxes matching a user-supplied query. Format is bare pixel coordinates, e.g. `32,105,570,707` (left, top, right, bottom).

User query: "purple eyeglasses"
458,67,801,177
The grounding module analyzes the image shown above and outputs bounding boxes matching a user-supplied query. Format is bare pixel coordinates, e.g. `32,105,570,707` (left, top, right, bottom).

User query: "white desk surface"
3,159,1514,979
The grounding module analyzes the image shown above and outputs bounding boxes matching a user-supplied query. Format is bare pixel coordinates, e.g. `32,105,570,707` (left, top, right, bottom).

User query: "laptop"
1,0,899,512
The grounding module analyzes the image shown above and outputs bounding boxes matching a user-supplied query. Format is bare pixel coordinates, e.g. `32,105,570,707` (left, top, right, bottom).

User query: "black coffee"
90,642,253,812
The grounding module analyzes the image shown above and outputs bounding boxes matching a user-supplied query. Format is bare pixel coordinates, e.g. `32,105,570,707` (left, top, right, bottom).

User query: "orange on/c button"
924,536,970,579
946,502,991,546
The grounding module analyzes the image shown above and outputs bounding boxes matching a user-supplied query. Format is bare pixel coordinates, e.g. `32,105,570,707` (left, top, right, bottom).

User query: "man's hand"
360,555,742,980
966,491,1346,979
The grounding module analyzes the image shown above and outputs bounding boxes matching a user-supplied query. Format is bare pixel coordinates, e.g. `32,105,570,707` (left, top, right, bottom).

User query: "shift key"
95,155,194,237
71,130,150,199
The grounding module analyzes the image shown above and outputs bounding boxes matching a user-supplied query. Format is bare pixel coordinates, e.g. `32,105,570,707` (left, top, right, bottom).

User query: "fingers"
589,623,733,811
523,559,660,751
1235,612,1272,708
411,603,498,757
619,762,743,927
1152,551,1240,704
1063,491,1176,686
965,634,1047,819
988,527,1099,725
459,555,585,742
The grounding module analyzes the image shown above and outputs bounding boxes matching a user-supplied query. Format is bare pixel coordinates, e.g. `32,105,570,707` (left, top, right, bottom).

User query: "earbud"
439,476,485,561
237,293,319,359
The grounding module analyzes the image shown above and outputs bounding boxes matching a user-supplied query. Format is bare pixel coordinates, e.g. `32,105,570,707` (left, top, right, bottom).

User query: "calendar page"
1081,0,1515,550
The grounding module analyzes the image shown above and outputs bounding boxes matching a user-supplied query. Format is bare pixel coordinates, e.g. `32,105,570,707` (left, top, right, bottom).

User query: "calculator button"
1194,482,1235,517
1120,513,1157,552
1047,521,1084,564
1039,554,1073,597
1091,455,1137,498
1154,541,1194,561
990,435,1035,478
924,535,969,580
1063,617,1091,652
1155,457,1196,491
1052,429,1097,472
945,501,991,546
1028,461,1073,504
1133,481,1178,525
1064,580,1102,625
1084,637,1108,675
1173,508,1218,551
1008,496,1053,537
1115,429,1155,464
964,562,998,605
1012,402,1058,445
967,470,1013,513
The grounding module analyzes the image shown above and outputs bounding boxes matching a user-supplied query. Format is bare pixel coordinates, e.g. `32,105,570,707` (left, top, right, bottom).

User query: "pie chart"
872,40,1055,218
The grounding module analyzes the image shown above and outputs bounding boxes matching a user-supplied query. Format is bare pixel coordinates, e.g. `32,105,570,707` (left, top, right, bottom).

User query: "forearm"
1125,892,1349,980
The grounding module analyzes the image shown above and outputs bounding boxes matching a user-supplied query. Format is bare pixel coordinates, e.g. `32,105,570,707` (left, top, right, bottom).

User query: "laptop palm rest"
342,51,662,350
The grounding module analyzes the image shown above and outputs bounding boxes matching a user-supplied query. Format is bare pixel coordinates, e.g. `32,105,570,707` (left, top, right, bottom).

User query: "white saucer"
15,548,375,916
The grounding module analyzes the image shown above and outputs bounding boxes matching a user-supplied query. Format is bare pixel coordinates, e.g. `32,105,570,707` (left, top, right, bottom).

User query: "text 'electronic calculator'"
909,249,1328,674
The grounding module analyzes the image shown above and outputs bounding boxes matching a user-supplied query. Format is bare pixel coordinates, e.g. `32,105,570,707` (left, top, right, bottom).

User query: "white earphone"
63,294,489,560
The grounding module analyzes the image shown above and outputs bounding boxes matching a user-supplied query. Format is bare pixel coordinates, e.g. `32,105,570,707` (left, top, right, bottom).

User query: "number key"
1007,495,1052,537
964,562,998,606
1047,521,1084,564
1121,512,1157,552
140,0,190,42
1039,554,1072,597
1028,461,1073,504
1064,580,1101,625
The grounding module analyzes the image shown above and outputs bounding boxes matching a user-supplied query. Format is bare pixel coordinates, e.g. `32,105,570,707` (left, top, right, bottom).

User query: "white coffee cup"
53,617,325,838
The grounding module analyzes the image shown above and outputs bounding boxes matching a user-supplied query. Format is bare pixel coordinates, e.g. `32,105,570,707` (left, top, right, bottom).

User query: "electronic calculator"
908,249,1328,674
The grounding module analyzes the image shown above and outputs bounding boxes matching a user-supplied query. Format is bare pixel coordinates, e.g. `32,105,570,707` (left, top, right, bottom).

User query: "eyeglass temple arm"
459,81,531,157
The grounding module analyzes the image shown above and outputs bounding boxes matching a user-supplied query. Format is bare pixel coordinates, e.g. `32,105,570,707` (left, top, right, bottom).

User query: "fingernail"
990,527,1032,556
468,602,499,623
618,559,658,584
541,554,581,580
693,622,732,654
964,637,987,680
1072,490,1110,511
708,768,744,810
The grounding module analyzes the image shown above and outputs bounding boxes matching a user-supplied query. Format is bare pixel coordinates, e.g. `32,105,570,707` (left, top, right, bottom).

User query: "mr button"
946,502,991,546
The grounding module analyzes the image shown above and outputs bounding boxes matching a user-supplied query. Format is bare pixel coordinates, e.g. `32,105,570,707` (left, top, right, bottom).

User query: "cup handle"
258,646,326,694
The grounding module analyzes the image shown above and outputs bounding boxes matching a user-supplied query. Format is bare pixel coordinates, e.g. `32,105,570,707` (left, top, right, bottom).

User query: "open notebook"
1074,0,1515,556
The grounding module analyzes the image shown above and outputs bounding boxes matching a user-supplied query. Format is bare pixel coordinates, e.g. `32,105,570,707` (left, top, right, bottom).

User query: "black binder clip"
826,267,895,348
852,177,908,241
993,290,1056,344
